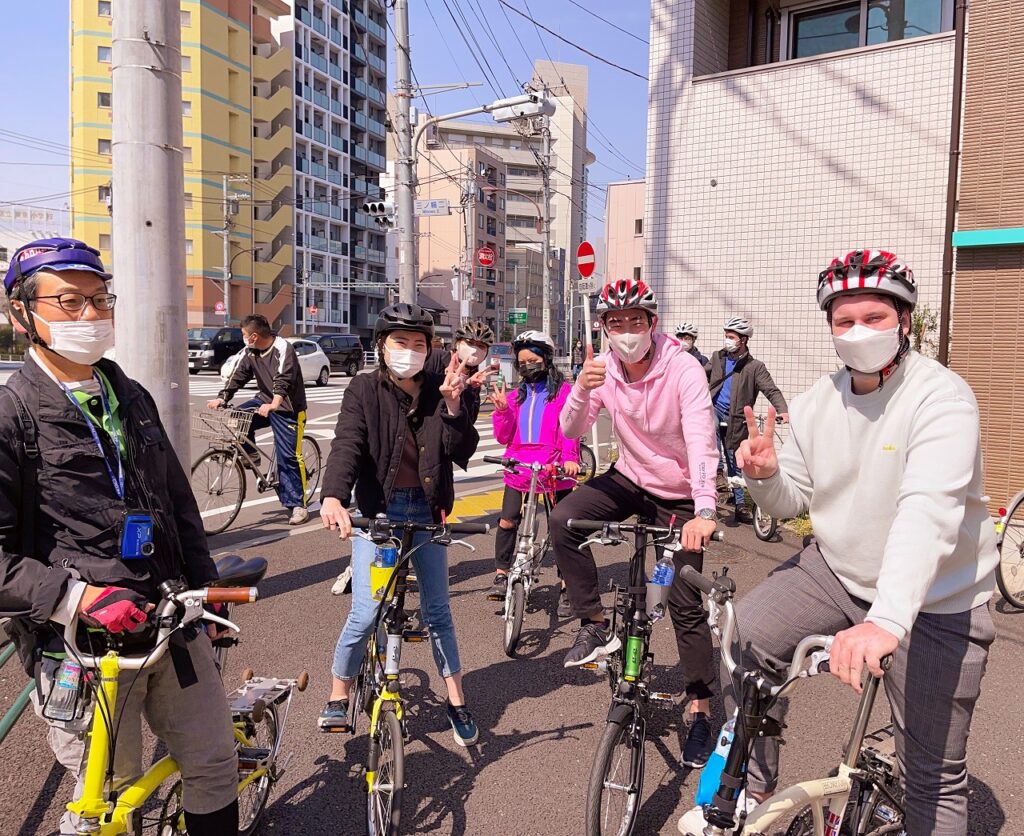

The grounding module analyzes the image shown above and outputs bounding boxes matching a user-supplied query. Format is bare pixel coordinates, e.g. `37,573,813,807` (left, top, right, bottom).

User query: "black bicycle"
567,518,723,836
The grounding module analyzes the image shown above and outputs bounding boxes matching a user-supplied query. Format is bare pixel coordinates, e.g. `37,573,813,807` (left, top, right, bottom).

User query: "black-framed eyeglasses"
32,292,118,313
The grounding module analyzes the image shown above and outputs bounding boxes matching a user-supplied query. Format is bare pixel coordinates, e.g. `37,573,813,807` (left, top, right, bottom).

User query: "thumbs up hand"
578,344,607,391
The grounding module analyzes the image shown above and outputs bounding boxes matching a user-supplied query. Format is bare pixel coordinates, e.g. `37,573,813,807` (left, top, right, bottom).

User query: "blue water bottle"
694,713,737,805
370,544,399,600
374,545,398,569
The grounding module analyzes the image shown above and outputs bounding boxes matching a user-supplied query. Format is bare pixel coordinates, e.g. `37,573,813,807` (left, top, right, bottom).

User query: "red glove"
79,587,150,634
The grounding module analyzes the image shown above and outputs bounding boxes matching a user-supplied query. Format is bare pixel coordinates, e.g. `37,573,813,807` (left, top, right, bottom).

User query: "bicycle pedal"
581,660,608,672
649,692,675,704
402,629,428,642
237,746,272,770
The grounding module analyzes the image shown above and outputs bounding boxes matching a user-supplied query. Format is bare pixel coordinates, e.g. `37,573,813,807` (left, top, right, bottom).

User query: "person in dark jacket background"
674,322,709,368
209,314,310,525
318,303,482,746
708,317,788,523
0,238,238,835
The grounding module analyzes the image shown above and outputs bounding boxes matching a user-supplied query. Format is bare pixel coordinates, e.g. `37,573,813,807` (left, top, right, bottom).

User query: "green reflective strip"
180,41,250,73
181,0,251,32
73,76,112,85
182,86,250,114
183,131,251,156
952,227,1024,248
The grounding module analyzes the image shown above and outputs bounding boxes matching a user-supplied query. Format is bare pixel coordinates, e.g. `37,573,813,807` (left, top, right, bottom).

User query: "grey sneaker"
447,702,479,746
564,621,620,668
289,506,310,525
331,566,353,596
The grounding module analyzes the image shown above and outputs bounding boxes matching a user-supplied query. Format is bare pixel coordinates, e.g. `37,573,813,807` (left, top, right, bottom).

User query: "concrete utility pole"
393,0,417,304
541,122,553,338
111,0,189,465
222,176,231,323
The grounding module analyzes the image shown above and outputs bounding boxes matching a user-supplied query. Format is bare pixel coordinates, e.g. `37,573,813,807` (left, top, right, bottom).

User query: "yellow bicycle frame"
364,677,404,795
65,651,268,834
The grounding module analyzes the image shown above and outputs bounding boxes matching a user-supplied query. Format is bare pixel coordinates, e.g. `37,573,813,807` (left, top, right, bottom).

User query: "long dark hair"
515,348,565,405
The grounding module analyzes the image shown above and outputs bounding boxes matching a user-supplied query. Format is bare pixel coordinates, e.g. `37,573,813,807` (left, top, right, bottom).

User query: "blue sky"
0,1,650,238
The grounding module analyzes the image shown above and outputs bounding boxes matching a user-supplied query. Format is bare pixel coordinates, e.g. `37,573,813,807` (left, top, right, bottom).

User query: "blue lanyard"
60,375,125,500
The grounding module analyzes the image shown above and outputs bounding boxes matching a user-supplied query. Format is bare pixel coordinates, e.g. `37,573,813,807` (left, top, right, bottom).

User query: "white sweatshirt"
746,351,997,641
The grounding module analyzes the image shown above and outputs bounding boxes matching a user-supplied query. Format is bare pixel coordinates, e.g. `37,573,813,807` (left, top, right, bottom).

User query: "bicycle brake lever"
202,612,241,634
448,538,476,552
578,534,622,551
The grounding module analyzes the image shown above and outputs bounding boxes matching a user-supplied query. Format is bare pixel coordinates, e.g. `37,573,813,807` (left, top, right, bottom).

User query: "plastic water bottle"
45,659,84,722
651,553,675,587
374,544,398,569
694,713,736,805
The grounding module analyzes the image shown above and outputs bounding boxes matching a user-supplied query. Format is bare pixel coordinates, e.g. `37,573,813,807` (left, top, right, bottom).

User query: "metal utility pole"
111,0,189,465
541,123,553,338
222,176,231,323
394,0,416,304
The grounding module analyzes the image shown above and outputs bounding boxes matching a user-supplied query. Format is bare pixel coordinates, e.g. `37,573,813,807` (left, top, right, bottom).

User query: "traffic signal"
363,199,395,229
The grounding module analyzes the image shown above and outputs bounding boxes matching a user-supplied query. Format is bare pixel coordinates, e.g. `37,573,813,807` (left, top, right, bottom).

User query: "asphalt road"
1,509,1020,835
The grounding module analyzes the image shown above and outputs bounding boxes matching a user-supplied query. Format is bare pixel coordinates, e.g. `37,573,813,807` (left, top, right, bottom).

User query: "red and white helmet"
817,249,917,311
596,278,658,317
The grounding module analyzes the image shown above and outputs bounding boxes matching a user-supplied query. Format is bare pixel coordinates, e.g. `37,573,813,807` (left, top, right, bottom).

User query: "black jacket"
0,356,216,629
321,368,479,520
687,344,710,369
220,336,307,413
708,350,788,449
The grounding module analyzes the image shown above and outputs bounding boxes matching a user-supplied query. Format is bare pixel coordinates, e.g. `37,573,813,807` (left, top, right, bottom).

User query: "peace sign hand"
440,354,468,414
490,379,509,411
735,406,780,480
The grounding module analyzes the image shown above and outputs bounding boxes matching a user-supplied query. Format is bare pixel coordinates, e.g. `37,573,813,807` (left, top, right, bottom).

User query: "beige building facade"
605,180,646,284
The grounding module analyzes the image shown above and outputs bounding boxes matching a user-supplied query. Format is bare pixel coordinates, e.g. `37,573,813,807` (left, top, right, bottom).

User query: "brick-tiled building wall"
646,0,953,408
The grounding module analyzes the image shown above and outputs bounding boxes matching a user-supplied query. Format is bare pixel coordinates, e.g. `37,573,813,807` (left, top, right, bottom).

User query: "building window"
97,46,112,63
183,146,192,163
185,239,194,256
186,284,194,301
97,184,111,203
633,266,642,281
182,55,192,72
477,214,484,229
181,100,192,117
786,0,947,60
184,192,193,208
634,218,643,236
98,233,111,250
98,1,111,16
98,138,112,155
97,91,111,108
181,10,192,27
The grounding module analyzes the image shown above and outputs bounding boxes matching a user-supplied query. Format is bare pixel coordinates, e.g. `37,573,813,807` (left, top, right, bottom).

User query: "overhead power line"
565,0,649,45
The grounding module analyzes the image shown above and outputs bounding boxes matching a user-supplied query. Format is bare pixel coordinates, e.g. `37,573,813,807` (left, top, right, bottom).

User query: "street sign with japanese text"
414,199,451,217
508,309,528,325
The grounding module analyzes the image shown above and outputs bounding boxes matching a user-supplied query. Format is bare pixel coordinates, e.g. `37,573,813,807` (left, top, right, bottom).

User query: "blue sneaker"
446,701,479,747
318,699,350,732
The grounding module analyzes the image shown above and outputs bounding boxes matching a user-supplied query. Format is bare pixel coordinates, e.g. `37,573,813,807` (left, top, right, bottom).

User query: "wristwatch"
697,508,716,521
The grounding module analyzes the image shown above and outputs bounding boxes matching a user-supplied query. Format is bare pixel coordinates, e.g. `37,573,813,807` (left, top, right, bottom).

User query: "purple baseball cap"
4,237,112,296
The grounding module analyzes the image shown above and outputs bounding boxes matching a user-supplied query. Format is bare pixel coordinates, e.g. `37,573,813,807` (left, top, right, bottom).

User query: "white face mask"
33,313,115,366
832,324,901,374
680,338,694,350
456,342,487,367
385,347,427,379
607,329,652,365
723,338,741,354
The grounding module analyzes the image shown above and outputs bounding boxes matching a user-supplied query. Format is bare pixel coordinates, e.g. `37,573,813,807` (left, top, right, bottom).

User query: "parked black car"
187,327,245,374
305,333,364,376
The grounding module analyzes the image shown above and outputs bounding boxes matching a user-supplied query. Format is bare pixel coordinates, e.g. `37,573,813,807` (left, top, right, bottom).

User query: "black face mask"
520,362,546,382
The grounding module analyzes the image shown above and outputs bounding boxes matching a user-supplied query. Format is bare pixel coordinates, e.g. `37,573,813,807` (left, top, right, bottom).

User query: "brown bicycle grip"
205,587,258,604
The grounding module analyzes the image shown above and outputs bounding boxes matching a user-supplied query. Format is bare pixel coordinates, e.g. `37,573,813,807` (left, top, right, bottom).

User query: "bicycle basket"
191,408,254,443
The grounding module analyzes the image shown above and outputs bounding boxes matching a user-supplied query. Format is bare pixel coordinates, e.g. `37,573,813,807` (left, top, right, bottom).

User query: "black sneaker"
564,621,621,668
680,712,714,767
318,699,350,732
557,587,572,618
486,573,508,601
734,506,754,525
447,701,479,746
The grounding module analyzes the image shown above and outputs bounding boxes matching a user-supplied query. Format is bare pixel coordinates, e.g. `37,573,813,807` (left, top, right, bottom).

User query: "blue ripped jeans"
331,488,462,681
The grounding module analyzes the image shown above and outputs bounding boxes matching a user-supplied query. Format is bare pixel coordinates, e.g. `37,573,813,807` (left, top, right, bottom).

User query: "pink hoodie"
560,333,718,513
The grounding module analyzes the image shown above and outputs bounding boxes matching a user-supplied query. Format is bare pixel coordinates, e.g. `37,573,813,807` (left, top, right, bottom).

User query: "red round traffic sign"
577,241,596,278
309,305,318,316
478,247,496,268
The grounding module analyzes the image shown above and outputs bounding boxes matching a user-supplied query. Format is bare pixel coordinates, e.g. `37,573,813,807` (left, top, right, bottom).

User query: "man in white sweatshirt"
678,249,997,836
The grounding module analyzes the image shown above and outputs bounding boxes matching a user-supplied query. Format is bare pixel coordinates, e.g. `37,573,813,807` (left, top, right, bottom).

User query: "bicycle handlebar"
567,519,725,542
483,455,571,478
64,585,258,671
350,516,491,536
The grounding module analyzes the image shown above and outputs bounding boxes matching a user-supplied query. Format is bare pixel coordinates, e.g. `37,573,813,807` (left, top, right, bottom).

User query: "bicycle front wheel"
238,702,280,836
502,580,527,658
585,704,645,836
300,436,323,504
753,504,778,542
997,494,1024,609
366,707,404,836
578,442,597,484
191,449,247,535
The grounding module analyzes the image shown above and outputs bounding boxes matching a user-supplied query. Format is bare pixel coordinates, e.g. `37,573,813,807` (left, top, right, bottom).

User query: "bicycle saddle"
212,555,268,588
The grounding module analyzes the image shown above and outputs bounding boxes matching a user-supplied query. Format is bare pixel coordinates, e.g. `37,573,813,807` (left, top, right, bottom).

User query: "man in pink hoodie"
553,278,721,766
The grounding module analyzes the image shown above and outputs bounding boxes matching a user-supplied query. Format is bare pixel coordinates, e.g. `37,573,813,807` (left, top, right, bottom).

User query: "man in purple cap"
0,239,240,834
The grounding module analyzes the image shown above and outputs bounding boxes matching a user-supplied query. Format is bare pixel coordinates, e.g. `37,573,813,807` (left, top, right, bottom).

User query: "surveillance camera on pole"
490,93,556,124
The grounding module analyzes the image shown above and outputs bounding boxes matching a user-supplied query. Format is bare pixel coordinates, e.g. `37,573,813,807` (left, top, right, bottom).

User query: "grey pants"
31,634,238,832
723,543,994,836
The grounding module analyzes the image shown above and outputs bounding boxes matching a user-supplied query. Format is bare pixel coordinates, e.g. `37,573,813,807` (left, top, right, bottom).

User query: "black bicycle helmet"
373,303,435,342
455,320,495,346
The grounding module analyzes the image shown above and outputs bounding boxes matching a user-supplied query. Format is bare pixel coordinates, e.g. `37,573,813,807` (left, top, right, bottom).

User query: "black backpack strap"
1,384,39,557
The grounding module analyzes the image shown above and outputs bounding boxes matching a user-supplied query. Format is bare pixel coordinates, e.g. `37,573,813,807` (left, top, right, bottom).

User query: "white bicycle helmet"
724,317,753,337
817,249,917,311
513,330,555,354
675,322,698,338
